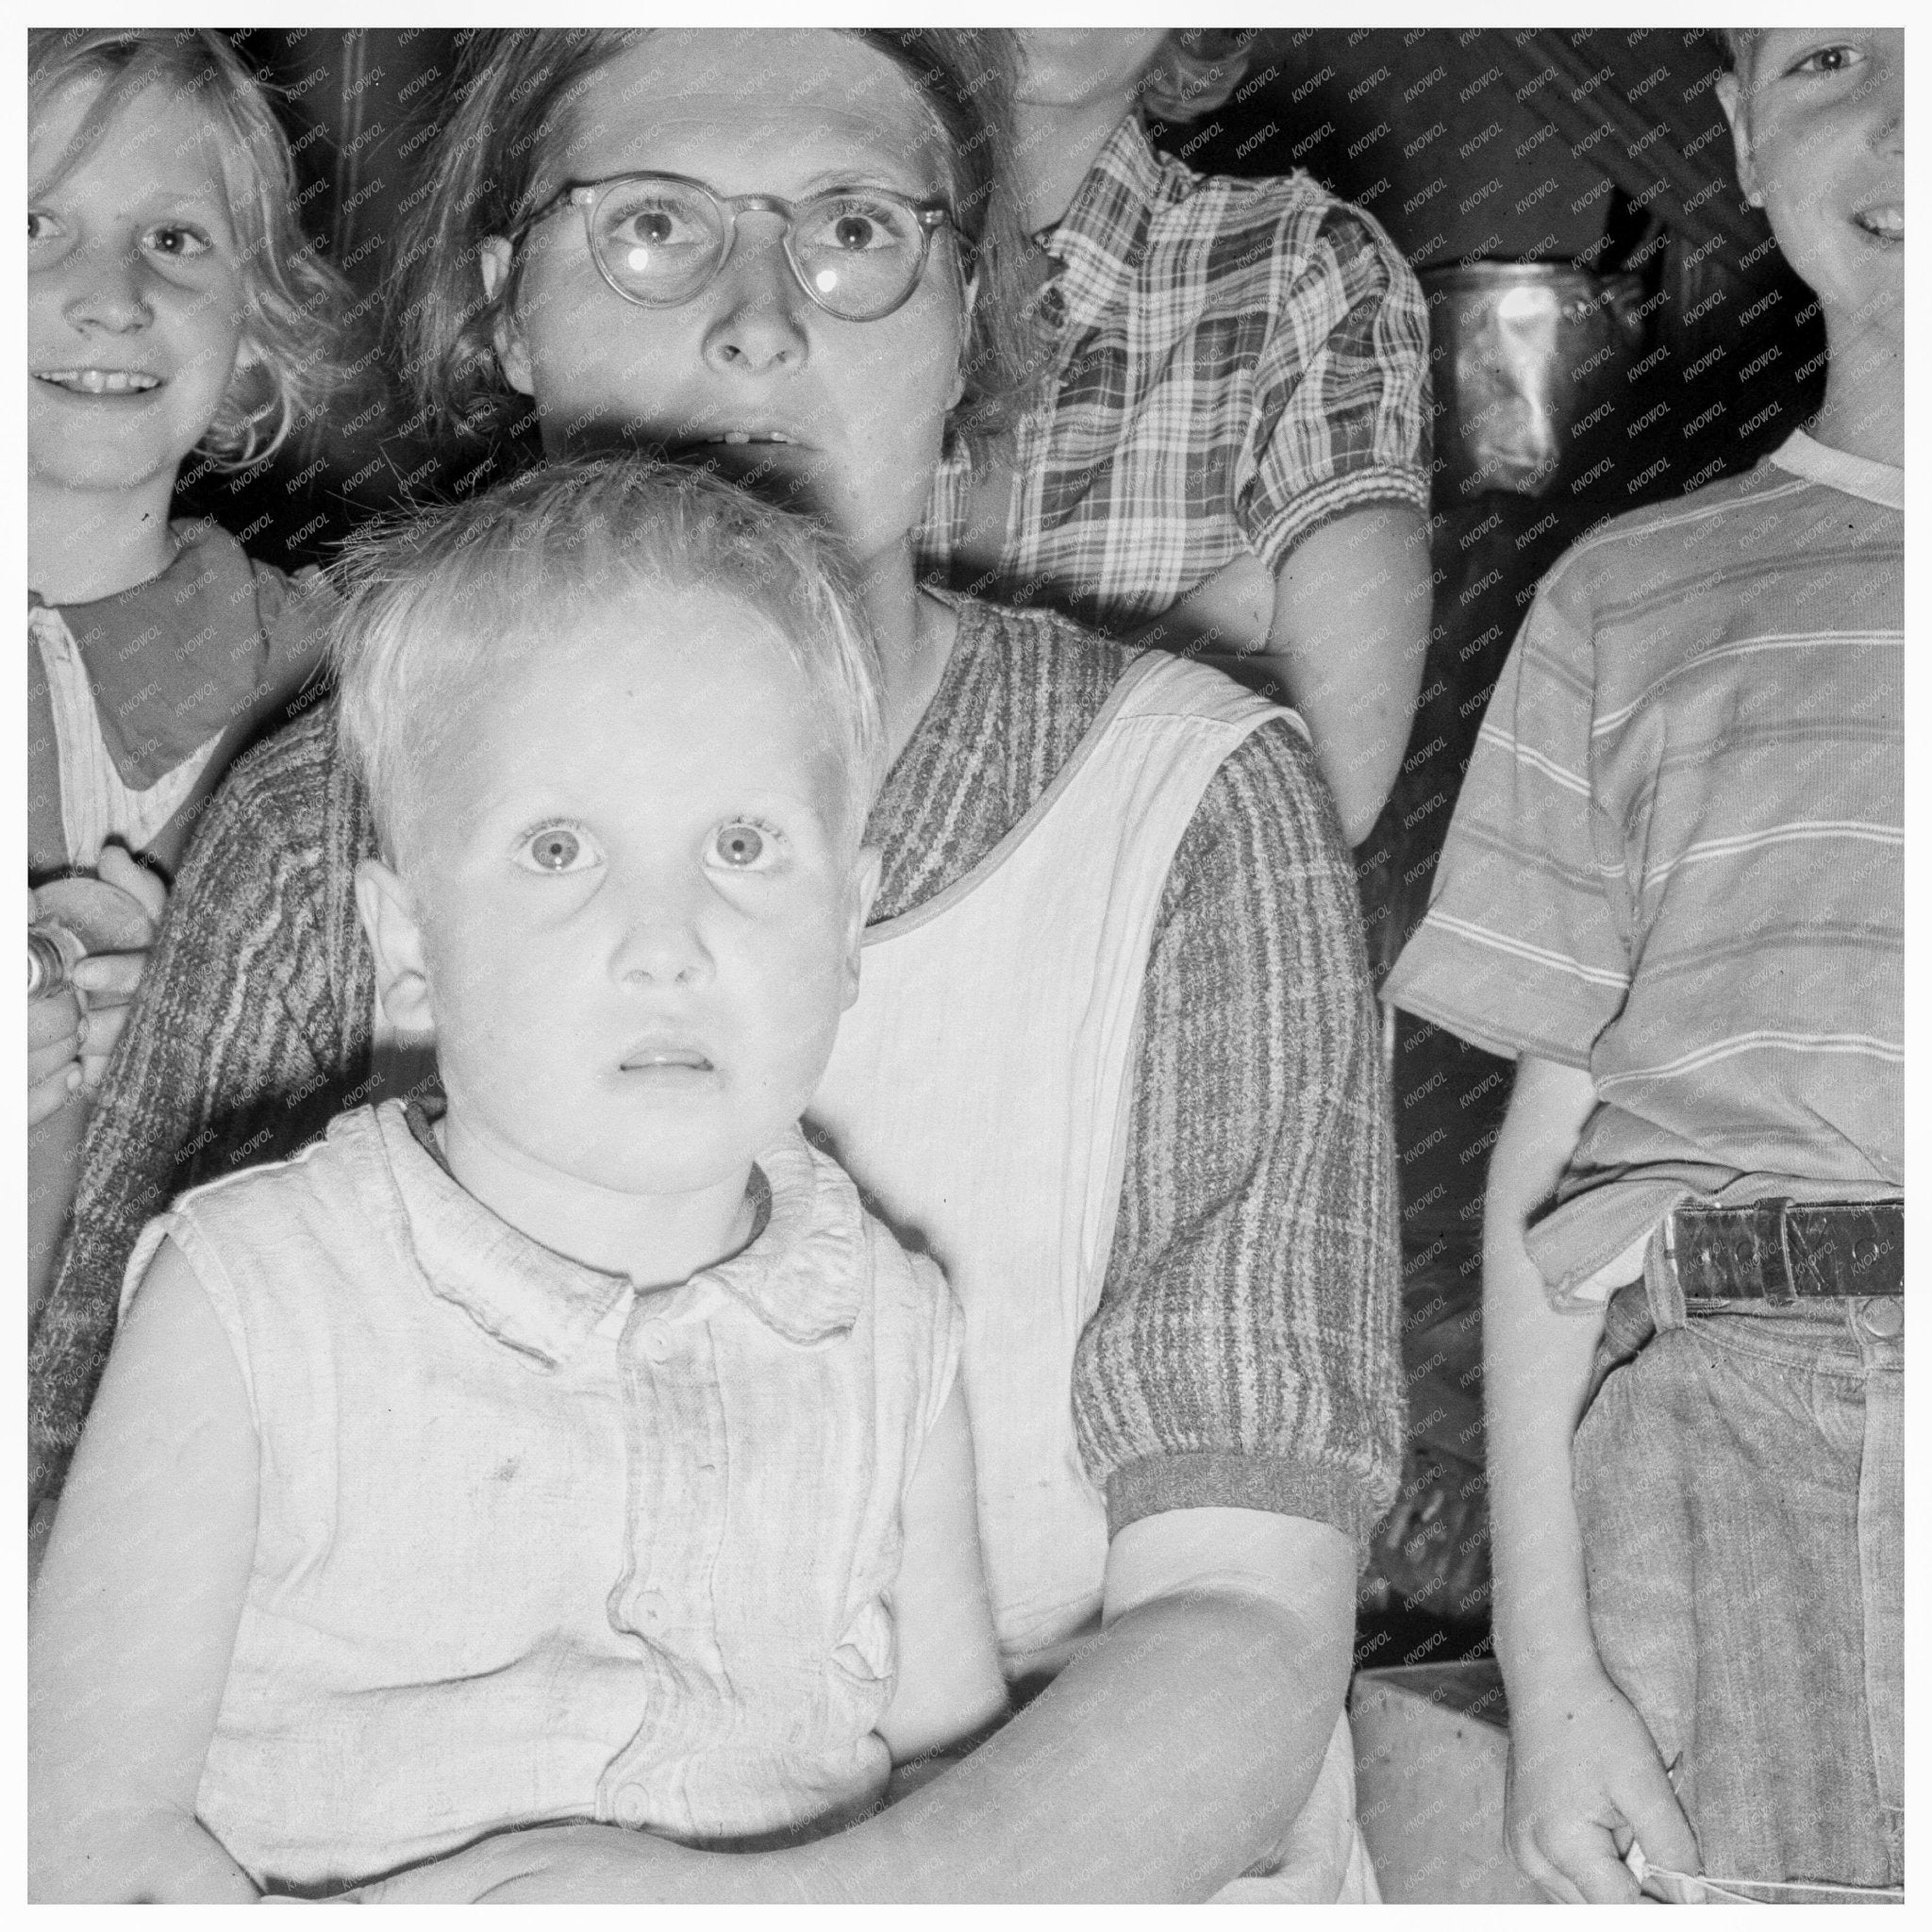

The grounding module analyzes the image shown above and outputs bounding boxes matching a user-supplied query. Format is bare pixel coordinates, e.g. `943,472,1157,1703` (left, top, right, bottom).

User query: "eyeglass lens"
591,179,929,319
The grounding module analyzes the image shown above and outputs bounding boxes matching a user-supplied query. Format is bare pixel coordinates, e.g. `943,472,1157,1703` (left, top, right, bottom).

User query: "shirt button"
637,1591,667,1631
640,1329,671,1363
613,1783,651,1827
1855,1296,1904,1341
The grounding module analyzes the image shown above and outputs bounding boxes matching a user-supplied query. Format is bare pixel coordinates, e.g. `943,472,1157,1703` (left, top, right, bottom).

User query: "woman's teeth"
1856,207,1905,240
38,369,161,394
710,431,792,444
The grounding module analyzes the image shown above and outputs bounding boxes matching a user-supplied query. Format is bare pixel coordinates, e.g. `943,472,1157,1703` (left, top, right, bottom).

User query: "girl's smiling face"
483,30,972,571
1719,30,1904,351
29,80,255,500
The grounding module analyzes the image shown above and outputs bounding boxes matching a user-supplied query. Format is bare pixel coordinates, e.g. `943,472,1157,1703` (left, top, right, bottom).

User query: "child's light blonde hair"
29,27,354,469
330,459,889,866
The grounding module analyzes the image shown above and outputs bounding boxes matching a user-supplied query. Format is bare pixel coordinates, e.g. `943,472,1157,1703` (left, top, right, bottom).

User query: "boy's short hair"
331,460,889,865
28,27,354,468
1138,29,1259,125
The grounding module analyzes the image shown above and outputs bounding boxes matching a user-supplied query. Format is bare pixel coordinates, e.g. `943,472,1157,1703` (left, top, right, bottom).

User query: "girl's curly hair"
29,27,355,469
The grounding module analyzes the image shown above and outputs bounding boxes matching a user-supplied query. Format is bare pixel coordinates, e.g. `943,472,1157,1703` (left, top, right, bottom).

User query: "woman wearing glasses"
32,28,1400,1904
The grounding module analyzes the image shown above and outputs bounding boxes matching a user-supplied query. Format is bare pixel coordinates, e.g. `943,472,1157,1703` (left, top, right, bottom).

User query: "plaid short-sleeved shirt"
914,116,1431,634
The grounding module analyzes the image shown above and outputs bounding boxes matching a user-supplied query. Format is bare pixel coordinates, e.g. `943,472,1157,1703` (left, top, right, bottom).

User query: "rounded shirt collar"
1038,116,1187,336
372,1102,868,1369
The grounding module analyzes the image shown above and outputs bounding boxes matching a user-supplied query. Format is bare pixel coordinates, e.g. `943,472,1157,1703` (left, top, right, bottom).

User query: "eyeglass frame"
516,170,970,323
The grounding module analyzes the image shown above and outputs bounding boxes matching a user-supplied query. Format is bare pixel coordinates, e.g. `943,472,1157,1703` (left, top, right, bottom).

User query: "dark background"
189,26,1832,1674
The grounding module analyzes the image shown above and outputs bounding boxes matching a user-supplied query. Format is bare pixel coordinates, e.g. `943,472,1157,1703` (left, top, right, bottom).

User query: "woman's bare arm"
1126,506,1430,845
358,1505,1355,1903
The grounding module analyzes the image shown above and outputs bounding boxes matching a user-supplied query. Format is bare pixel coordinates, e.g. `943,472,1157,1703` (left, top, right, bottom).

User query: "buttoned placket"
595,1278,735,1820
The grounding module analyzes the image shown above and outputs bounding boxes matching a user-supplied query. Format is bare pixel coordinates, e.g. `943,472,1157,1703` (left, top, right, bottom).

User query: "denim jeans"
1573,1263,1903,1898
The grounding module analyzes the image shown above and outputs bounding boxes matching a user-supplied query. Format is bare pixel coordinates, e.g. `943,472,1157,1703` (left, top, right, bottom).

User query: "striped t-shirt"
1386,431,1902,1301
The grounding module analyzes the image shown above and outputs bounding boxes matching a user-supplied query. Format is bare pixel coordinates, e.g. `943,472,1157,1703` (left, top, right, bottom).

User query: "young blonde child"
1388,25,1903,1906
28,28,353,1311
29,460,1007,1901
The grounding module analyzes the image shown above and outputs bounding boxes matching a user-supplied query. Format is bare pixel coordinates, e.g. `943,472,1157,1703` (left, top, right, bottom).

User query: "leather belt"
1664,1201,1904,1305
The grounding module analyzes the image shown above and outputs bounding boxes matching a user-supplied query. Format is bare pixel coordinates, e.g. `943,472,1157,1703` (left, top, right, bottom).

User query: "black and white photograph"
24,19,1906,1905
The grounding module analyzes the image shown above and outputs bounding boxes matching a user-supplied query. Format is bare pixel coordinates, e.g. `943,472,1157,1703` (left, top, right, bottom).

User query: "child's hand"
28,886,87,1124
1502,1660,1700,1903
28,979,86,1125
58,847,168,1094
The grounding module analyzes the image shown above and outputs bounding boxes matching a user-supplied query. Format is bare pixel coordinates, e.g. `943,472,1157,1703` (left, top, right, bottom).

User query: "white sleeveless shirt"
126,1107,961,1891
807,651,1373,1900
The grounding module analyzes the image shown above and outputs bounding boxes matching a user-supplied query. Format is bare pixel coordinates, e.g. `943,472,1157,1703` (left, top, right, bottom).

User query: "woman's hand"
352,1825,730,1905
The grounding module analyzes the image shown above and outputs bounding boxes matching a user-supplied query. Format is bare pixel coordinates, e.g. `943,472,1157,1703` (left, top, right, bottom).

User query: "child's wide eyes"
27,208,63,244
145,223,213,259
514,823,602,874
711,821,776,870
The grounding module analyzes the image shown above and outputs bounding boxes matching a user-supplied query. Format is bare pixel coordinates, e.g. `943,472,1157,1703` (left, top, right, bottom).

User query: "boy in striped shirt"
1386,26,1902,1906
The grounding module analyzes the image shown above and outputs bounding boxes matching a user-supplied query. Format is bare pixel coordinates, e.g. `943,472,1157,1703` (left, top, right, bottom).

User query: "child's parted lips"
1854,204,1904,242
35,367,163,394
619,1037,718,1075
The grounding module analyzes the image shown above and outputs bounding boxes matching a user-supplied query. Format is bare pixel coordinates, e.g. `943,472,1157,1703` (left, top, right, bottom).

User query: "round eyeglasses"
523,172,964,324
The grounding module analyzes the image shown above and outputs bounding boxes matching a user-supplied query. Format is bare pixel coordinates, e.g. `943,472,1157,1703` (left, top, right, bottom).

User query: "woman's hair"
391,28,1040,454
1714,28,1755,74
28,27,354,469
1138,30,1259,125
331,458,888,865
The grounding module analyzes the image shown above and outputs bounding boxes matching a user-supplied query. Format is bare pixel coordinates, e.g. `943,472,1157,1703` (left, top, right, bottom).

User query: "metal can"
1424,263,1650,499
27,923,86,1000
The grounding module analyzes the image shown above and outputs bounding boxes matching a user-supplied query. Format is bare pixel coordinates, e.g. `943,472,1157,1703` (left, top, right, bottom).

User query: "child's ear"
355,857,437,1040
478,238,536,396
1714,73,1766,209
840,844,883,1008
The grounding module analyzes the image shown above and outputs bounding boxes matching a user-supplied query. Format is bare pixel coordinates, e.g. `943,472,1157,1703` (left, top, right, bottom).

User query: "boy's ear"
354,857,437,1040
840,843,883,1008
1714,73,1766,208
478,238,536,396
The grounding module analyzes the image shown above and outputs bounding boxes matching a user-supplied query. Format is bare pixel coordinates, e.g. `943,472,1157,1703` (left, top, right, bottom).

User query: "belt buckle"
1767,1201,1800,1307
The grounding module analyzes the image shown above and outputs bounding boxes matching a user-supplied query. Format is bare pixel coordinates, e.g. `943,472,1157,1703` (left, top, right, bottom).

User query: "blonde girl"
28,28,352,1305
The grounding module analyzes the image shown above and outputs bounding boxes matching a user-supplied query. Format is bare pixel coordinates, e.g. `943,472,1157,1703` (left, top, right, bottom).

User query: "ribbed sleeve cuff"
1255,466,1432,577
1106,1452,1377,1554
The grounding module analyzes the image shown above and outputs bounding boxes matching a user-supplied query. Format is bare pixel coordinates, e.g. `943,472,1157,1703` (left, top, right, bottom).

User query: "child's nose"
611,886,715,988
701,215,810,375
62,242,155,335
